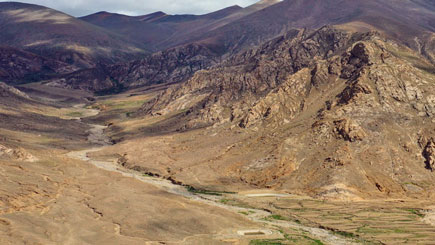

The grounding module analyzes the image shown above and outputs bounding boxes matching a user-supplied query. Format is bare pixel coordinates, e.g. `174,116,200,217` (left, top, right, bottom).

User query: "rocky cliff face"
46,43,221,93
142,27,367,123
140,26,435,199
0,47,76,84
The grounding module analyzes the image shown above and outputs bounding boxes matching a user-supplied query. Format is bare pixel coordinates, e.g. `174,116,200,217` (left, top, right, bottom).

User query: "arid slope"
121,26,435,200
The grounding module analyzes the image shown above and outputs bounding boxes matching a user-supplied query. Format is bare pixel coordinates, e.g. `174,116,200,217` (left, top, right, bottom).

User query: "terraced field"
230,195,435,244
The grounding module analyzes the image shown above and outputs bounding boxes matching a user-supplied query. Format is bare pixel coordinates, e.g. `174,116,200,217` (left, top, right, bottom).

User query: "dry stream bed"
66,105,362,244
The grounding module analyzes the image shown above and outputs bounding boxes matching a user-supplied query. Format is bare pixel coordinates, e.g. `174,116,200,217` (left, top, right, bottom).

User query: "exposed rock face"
0,82,30,99
333,119,366,142
424,139,435,171
111,44,221,89
0,144,38,162
0,46,76,84
139,26,435,199
142,27,369,125
47,43,221,93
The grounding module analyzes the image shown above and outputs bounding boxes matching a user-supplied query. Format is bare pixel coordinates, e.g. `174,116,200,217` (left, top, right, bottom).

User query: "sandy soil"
0,105,260,244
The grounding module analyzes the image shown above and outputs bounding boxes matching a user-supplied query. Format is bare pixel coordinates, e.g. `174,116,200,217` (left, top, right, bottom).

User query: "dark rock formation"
0,46,76,84
46,43,222,93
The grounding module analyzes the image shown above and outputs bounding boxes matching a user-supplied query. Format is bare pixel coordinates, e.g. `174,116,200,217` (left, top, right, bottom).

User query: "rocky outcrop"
141,27,374,127
0,144,38,162
0,82,30,99
333,119,366,142
111,43,221,89
47,43,221,93
0,46,76,84
424,139,435,171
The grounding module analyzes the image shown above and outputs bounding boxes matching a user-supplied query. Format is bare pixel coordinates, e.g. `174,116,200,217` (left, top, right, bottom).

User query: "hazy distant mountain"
79,1,281,52
79,6,242,52
0,2,148,69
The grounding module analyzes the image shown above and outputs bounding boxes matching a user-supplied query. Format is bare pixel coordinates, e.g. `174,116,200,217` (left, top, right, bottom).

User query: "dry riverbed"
66,105,363,244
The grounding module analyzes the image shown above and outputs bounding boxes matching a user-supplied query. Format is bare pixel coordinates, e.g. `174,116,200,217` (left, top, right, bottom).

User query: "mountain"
139,25,435,199
79,6,243,52
58,0,434,96
174,0,435,61
154,0,282,51
43,0,289,93
0,2,147,69
80,1,281,52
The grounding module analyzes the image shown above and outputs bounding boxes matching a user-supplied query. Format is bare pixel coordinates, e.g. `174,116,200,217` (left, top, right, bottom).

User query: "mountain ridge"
0,2,148,69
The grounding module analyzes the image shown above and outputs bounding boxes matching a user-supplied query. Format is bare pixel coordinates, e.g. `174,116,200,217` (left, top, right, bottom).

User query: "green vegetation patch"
263,214,302,225
217,198,256,209
66,111,84,118
356,225,384,234
356,225,409,234
219,198,230,204
406,208,425,218
334,230,356,238
251,230,326,245
268,215,288,221
249,239,286,245
310,239,325,245
186,186,236,196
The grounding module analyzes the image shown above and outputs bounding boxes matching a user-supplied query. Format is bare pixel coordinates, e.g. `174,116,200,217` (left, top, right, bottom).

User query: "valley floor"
1,86,435,244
